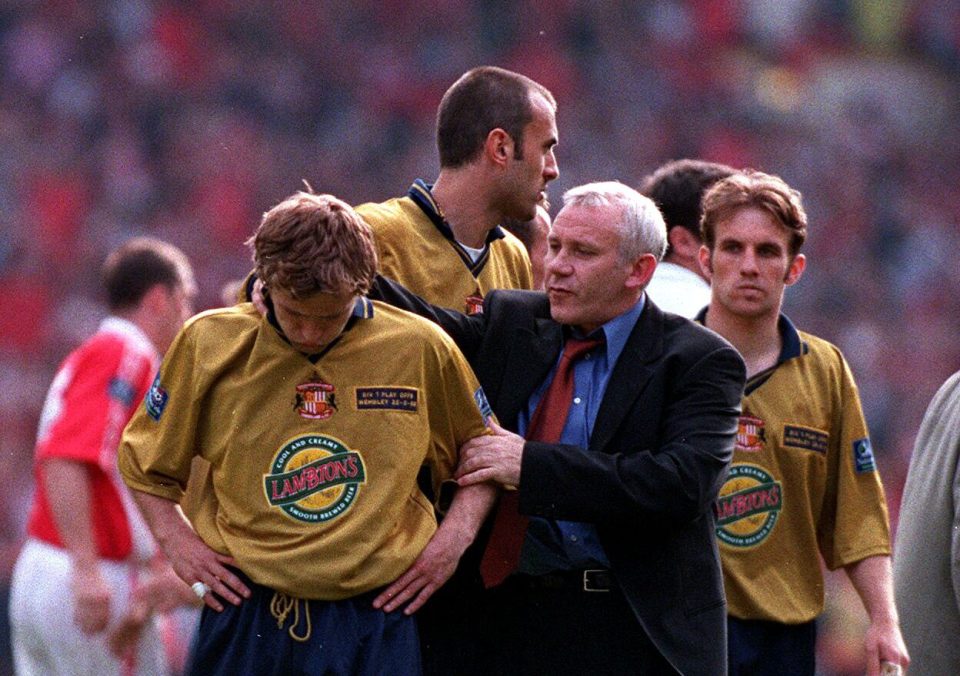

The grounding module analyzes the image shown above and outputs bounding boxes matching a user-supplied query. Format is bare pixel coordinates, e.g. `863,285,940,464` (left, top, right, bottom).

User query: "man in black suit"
372,181,746,675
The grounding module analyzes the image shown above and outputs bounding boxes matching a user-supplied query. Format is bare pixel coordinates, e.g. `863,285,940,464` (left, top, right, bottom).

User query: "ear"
484,128,514,168
784,253,806,286
697,245,713,280
140,283,171,315
627,253,658,291
668,227,702,260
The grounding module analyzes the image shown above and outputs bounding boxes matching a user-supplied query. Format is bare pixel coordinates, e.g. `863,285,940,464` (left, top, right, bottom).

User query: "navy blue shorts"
728,615,816,676
187,569,421,676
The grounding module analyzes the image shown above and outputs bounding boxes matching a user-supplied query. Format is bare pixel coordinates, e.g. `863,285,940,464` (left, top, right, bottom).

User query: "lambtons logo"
715,464,782,548
264,434,366,523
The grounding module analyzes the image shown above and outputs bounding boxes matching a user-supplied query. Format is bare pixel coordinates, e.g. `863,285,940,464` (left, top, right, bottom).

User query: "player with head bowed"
119,192,495,675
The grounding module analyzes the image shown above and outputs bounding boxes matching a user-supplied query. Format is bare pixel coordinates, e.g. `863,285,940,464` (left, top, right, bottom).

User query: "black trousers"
483,572,678,676
416,564,488,676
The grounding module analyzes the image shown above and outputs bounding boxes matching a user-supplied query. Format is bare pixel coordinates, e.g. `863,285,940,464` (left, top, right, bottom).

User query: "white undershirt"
459,241,485,263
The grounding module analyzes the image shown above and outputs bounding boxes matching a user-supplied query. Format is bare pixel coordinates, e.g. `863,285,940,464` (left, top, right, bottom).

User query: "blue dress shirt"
518,295,646,574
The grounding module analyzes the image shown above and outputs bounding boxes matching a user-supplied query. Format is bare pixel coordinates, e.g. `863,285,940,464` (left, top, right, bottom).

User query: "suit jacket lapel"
497,318,563,429
590,302,664,452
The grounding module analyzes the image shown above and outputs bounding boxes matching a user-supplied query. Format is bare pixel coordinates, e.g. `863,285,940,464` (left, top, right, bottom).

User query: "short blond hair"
248,192,378,298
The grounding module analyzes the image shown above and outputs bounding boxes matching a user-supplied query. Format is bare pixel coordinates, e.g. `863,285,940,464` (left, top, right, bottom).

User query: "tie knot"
562,335,604,362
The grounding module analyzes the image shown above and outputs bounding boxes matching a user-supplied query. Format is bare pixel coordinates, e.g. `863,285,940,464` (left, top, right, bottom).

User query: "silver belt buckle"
582,569,610,592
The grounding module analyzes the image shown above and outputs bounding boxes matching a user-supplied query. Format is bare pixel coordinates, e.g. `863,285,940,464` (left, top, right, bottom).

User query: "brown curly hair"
248,192,378,298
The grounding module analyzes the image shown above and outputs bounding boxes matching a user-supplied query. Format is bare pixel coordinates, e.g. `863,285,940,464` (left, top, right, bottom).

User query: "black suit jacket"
372,278,746,676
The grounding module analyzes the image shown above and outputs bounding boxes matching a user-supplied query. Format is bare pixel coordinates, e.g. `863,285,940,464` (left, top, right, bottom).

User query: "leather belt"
514,569,614,593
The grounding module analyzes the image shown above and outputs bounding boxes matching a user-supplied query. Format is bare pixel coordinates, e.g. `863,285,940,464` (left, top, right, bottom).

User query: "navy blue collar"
408,179,507,244
694,309,807,394
407,179,507,277
265,295,373,363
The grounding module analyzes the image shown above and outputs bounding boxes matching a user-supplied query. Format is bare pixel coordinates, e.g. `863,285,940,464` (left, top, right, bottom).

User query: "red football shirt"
27,317,159,560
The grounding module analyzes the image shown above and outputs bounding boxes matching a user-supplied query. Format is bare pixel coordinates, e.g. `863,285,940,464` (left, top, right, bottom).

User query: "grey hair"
561,181,667,262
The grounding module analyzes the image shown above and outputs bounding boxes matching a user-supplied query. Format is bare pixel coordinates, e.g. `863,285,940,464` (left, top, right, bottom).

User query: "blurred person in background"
893,369,960,675
355,65,558,314
696,171,908,676
9,238,200,675
641,158,736,318
501,198,551,289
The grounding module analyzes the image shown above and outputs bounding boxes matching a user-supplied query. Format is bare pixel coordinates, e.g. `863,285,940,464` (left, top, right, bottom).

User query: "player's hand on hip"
372,520,465,615
163,526,251,612
71,561,112,634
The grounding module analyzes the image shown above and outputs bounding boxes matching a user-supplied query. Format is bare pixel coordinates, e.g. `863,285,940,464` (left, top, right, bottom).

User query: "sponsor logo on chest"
715,464,783,548
264,434,366,523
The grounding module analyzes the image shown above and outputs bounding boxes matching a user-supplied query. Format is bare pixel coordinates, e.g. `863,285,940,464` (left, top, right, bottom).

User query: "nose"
544,151,559,182
545,247,571,276
740,249,760,275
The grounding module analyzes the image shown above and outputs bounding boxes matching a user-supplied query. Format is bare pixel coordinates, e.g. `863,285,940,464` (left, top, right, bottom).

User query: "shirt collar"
693,308,805,366
407,179,507,244
572,295,646,371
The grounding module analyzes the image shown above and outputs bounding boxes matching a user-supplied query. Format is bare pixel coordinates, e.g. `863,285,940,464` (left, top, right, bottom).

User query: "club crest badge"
735,415,766,452
294,380,337,420
464,294,484,315
715,464,782,548
264,434,367,523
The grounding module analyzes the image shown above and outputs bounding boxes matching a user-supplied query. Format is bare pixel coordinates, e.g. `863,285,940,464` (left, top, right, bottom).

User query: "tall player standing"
355,65,558,313
695,171,909,676
352,65,559,675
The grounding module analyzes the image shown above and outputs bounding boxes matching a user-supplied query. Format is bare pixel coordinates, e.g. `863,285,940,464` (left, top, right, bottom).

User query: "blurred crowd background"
2,1,959,673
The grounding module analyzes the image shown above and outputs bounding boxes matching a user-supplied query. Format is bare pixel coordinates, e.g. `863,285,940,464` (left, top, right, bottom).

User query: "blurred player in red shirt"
10,237,199,675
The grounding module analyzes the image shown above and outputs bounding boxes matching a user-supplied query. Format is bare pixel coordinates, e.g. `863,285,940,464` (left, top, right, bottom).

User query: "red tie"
479,335,605,588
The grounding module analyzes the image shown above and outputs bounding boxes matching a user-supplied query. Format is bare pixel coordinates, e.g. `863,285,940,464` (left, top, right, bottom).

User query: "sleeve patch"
853,438,876,473
474,387,493,425
355,387,418,412
782,425,828,454
108,377,137,407
146,373,169,421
